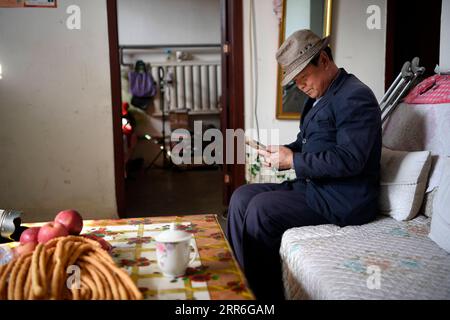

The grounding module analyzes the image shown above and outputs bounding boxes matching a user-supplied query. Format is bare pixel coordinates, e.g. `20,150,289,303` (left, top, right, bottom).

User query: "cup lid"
154,223,192,243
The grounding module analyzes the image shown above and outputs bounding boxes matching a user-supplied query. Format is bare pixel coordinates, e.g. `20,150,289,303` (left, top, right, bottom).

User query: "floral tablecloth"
4,214,254,300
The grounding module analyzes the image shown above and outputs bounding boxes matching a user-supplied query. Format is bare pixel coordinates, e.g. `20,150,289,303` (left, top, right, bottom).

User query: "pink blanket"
404,75,450,105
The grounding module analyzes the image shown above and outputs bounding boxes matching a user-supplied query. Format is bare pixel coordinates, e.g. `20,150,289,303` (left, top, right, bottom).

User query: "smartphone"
245,137,267,151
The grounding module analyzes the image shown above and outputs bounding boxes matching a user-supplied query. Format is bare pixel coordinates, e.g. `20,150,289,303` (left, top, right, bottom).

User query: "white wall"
0,0,118,222
440,0,450,71
244,0,300,145
117,0,222,167
118,0,221,45
331,0,387,100
243,0,387,146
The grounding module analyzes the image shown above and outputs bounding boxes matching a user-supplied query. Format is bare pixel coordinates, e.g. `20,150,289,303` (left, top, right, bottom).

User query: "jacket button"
302,138,307,144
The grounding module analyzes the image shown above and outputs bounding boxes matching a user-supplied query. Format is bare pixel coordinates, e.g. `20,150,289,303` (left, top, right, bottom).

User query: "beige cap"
276,29,330,86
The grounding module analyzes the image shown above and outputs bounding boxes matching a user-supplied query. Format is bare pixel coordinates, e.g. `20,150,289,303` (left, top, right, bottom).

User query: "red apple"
37,222,69,243
19,227,40,245
54,209,84,235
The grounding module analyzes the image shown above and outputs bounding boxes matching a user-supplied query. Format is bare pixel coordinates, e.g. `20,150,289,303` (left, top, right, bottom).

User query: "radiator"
150,61,222,115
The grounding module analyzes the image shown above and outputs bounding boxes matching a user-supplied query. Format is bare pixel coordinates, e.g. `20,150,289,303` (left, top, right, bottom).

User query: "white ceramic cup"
155,223,198,277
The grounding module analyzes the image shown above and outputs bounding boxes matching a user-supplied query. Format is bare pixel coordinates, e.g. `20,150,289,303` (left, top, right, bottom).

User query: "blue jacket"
286,69,382,227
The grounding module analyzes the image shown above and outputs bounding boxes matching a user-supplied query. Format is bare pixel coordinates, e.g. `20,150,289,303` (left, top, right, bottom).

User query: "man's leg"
243,187,330,300
226,183,290,268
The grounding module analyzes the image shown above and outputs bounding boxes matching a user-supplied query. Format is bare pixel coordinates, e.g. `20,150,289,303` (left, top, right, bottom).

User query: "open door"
107,0,245,215
385,0,442,90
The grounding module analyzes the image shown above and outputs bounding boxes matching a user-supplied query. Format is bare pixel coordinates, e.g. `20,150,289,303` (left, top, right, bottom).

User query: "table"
3,214,255,300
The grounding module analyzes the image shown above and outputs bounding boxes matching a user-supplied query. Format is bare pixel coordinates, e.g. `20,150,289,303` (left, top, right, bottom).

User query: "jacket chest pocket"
312,117,336,132
306,118,337,146
317,119,332,129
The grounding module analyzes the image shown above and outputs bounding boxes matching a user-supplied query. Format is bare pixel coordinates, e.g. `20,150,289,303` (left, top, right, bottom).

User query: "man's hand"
257,145,294,170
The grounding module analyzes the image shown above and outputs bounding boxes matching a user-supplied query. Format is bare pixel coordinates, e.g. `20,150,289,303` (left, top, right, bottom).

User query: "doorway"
106,0,245,222
385,0,442,89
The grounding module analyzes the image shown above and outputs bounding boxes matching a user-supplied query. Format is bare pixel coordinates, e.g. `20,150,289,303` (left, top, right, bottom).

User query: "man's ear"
320,51,329,69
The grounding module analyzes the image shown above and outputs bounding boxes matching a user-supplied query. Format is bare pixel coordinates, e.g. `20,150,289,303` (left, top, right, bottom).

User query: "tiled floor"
123,167,228,232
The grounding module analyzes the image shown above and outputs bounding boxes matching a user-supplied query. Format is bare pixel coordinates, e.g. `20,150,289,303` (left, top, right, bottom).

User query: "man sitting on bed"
226,29,382,300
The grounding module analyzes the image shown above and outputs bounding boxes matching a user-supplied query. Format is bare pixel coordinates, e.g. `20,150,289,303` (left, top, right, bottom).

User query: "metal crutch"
379,61,411,108
380,61,413,115
381,57,426,125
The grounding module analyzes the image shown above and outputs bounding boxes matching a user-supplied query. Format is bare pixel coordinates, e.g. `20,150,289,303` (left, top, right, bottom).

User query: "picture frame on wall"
0,0,23,7
0,0,57,8
24,0,56,8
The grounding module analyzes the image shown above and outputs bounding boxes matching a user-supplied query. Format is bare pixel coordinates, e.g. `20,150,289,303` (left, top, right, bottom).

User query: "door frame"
106,0,245,216
106,0,126,215
220,0,246,206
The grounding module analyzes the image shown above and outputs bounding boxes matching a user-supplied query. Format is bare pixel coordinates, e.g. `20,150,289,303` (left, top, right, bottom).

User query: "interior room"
116,0,226,221
0,0,449,303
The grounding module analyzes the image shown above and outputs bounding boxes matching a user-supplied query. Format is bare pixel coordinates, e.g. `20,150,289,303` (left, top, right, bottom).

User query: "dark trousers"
226,181,329,300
